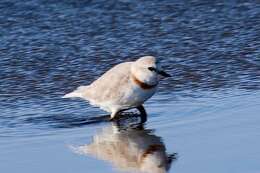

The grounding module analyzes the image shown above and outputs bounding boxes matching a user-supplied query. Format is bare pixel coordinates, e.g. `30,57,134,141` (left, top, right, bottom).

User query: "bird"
63,56,171,122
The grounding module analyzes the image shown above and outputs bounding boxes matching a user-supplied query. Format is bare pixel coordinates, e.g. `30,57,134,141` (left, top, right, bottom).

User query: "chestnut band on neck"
131,75,157,90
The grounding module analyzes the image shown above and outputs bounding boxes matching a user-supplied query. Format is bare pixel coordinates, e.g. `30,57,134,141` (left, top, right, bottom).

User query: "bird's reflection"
74,120,177,173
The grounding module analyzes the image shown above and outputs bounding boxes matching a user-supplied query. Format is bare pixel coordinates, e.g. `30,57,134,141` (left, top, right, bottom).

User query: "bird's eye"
148,67,156,71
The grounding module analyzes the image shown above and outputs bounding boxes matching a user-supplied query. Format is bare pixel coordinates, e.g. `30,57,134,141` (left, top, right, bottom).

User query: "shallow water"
0,0,260,173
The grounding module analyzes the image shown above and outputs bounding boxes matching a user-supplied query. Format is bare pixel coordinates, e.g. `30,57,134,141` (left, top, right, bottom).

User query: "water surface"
0,0,260,173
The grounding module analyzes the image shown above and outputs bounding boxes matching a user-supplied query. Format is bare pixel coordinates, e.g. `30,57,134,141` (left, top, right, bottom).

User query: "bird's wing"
82,62,133,103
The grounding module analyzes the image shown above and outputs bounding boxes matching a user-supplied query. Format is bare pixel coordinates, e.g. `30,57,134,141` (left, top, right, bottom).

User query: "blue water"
0,0,260,173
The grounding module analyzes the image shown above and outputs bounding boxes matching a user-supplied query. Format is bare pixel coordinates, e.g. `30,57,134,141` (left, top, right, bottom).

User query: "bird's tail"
62,86,89,99
62,91,82,98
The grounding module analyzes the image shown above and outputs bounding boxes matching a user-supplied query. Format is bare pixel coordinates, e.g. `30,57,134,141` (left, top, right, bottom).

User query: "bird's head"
131,56,171,86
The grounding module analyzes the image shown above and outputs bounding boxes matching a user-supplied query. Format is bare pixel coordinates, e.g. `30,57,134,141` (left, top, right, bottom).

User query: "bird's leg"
110,111,120,121
136,105,147,123
109,109,128,121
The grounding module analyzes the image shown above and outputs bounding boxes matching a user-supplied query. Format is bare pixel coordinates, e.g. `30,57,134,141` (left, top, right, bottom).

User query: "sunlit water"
0,1,260,173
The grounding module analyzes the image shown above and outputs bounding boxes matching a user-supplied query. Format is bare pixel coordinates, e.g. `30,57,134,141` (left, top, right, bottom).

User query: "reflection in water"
74,122,176,173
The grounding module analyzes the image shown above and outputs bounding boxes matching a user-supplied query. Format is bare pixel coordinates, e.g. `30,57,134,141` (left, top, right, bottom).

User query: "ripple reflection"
74,122,176,173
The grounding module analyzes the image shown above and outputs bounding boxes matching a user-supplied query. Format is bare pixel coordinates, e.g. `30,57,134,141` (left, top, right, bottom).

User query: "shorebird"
63,56,171,122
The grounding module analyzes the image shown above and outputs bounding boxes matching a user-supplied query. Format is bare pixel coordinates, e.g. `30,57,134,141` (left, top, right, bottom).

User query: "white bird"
63,56,171,121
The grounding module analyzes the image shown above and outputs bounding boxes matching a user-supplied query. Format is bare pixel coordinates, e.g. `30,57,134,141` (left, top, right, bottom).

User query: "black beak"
148,67,171,77
158,70,171,77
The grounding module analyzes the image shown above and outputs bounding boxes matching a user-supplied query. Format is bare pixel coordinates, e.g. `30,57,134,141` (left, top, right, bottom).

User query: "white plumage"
63,56,170,119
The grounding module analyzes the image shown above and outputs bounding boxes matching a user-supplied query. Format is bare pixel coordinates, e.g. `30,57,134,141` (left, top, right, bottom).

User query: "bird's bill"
158,70,171,77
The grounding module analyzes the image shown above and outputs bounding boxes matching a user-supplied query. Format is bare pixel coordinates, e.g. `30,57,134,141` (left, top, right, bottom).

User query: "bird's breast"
121,81,157,107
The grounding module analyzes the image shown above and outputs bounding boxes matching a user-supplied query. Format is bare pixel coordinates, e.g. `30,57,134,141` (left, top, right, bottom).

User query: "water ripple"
0,0,259,137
